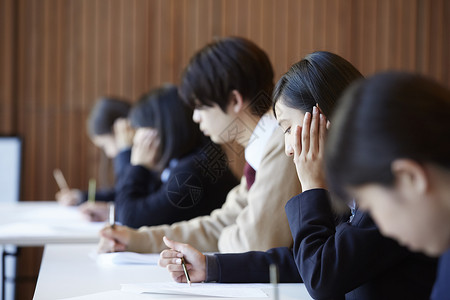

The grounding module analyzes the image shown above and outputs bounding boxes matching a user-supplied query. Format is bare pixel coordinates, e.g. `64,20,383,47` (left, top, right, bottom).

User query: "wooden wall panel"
0,0,448,215
1,0,449,201
0,0,15,134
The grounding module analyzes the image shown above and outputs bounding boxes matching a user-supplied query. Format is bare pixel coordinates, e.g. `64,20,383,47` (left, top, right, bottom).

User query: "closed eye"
284,127,291,135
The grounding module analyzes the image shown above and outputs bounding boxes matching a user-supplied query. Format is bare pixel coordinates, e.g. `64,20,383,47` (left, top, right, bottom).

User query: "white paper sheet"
121,282,268,298
58,290,155,300
96,252,160,265
0,221,103,237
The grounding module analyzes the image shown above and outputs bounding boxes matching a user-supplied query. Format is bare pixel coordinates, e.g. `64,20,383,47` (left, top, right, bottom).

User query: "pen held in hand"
88,178,96,203
180,257,191,286
109,203,115,229
53,169,69,190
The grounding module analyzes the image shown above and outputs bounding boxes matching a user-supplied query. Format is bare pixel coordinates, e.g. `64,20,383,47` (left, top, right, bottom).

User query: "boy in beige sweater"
98,37,301,253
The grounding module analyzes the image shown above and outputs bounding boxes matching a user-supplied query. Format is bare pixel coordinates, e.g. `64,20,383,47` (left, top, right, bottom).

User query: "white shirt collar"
244,113,278,171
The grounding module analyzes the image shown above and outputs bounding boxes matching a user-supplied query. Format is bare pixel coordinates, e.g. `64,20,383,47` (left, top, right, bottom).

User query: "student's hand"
159,236,206,283
97,225,132,253
131,128,161,170
114,118,135,151
79,201,109,222
293,106,328,191
55,188,83,206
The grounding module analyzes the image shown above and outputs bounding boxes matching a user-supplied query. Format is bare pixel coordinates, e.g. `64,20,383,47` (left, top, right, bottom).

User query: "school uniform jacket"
212,189,437,300
114,145,239,229
431,249,450,300
125,114,301,253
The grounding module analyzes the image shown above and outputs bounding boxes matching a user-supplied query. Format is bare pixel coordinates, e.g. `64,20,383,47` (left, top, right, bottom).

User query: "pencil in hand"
180,257,191,286
88,178,96,203
109,203,115,229
53,169,69,190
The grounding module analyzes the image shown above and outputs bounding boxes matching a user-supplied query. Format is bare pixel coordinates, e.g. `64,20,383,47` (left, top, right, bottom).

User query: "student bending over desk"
56,97,132,212
159,52,438,300
113,84,238,229
98,37,301,253
325,72,450,300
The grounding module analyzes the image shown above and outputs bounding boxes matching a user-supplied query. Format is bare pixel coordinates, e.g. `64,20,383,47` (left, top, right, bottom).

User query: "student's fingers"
167,263,193,273
97,237,115,253
100,225,131,245
292,125,302,160
171,272,187,283
113,242,127,252
309,106,320,155
163,236,187,252
318,114,327,155
158,257,182,268
160,249,183,259
159,250,183,267
301,112,312,154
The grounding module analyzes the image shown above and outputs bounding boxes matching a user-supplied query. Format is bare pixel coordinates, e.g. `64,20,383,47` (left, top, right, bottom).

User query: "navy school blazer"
115,144,239,229
214,189,437,300
431,249,450,300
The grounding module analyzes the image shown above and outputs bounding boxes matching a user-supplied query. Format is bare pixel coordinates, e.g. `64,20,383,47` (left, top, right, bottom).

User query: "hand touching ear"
292,106,328,191
131,128,161,170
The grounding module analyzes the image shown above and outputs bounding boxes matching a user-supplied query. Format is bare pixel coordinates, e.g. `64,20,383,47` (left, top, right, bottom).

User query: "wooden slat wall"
1,0,449,201
0,1,448,298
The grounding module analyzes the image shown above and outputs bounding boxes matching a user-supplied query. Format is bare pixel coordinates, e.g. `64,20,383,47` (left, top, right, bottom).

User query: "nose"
192,109,201,123
285,140,294,157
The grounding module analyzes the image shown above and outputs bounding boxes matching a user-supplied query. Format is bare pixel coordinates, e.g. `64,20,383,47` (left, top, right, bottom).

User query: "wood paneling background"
0,0,449,298
1,0,449,201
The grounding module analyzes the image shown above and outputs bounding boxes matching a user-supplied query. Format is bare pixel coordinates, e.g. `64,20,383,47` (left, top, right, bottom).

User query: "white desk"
0,202,103,246
33,244,313,300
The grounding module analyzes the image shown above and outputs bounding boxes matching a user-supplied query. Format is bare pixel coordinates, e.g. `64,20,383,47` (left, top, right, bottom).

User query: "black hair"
272,51,364,120
180,36,274,117
129,84,203,171
325,71,450,200
87,97,131,136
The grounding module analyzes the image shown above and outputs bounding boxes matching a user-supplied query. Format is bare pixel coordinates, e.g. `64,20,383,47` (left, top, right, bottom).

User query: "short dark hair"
87,97,131,136
129,84,203,170
272,51,363,120
180,36,274,117
325,71,450,200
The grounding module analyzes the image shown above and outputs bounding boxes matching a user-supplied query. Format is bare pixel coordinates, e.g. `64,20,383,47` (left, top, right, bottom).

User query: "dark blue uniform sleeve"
214,247,302,283
113,148,132,178
115,150,237,229
431,249,450,300
285,189,436,299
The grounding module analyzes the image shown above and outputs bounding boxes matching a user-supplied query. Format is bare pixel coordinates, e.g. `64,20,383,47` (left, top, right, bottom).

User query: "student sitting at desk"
56,97,132,211
113,84,238,229
98,37,301,253
159,52,438,300
324,72,450,300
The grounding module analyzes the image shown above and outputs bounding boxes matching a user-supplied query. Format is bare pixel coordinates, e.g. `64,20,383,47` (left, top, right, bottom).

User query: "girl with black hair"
325,72,450,300
159,52,437,300
113,84,238,229
56,97,132,207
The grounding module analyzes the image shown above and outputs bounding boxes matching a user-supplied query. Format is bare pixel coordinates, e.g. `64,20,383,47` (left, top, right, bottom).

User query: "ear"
227,90,245,114
391,159,429,196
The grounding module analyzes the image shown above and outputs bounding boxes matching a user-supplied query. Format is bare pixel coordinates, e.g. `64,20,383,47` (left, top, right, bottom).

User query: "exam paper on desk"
94,252,160,265
121,282,268,298
59,290,152,300
0,222,104,237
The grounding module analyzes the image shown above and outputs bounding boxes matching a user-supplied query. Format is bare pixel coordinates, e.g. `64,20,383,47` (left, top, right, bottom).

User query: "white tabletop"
0,201,103,246
33,244,313,300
